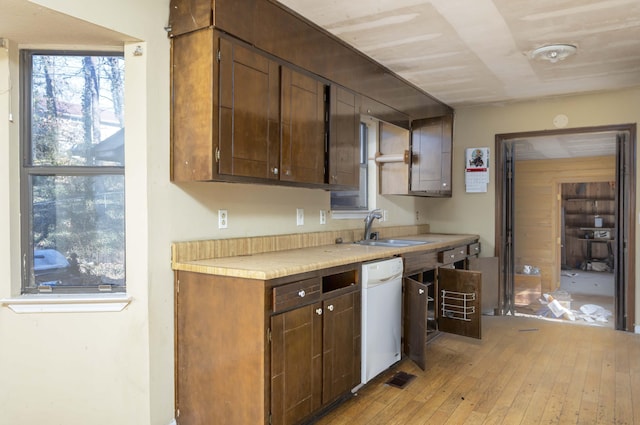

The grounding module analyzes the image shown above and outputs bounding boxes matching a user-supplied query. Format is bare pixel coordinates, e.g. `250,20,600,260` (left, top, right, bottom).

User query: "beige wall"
424,88,640,325
1,2,639,425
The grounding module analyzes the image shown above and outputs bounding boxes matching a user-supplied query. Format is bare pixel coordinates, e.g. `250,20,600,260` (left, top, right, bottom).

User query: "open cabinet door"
403,276,428,370
438,268,482,339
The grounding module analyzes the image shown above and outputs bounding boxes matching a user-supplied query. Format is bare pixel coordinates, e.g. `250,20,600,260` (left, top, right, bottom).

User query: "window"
330,122,369,211
21,50,125,294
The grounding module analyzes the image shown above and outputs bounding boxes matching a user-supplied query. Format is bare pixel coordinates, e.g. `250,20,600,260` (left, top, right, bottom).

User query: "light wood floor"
315,316,640,425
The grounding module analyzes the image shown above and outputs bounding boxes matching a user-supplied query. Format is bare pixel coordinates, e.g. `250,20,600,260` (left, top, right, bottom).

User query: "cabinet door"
328,85,360,189
410,115,453,196
219,37,280,180
271,302,323,425
281,67,327,184
322,291,361,404
403,276,428,370
379,121,411,195
438,268,482,339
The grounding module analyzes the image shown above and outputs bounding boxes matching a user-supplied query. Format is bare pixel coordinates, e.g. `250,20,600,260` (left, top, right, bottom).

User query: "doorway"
495,124,636,331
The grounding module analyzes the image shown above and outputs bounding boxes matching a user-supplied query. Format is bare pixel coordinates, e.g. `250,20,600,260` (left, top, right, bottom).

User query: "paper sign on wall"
465,147,489,193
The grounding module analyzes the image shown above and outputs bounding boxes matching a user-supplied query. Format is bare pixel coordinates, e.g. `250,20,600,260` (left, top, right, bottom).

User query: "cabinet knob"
315,308,323,315
298,290,306,298
442,182,448,187
271,167,279,175
418,289,425,295
327,304,334,312
450,254,455,259
285,169,291,176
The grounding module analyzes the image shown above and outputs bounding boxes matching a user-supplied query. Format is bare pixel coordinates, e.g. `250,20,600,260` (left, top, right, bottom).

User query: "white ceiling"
279,0,640,108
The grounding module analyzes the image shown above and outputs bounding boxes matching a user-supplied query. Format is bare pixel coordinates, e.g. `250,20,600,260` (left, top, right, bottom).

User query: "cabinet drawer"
272,277,322,312
438,245,467,264
403,251,438,275
468,242,481,256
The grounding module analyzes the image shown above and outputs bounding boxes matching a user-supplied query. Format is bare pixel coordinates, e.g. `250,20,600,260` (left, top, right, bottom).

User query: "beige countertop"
172,233,479,280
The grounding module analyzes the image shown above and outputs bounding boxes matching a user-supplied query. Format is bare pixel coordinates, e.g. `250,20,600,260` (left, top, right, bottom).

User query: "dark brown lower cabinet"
404,243,482,370
175,265,360,425
271,302,323,425
271,290,361,425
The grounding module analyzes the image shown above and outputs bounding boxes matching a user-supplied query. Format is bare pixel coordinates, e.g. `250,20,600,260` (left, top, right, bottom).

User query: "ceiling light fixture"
530,44,577,63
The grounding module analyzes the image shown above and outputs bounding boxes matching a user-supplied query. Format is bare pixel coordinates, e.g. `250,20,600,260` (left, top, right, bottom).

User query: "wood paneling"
514,156,615,293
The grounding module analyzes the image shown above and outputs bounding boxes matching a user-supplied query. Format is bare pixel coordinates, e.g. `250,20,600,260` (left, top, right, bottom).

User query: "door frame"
495,124,636,331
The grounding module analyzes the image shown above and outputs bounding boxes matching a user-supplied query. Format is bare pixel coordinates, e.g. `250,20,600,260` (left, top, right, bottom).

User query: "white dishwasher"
360,256,404,386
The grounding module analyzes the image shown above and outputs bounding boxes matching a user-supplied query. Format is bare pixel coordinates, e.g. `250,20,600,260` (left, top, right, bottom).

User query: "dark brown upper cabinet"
329,86,361,189
378,114,453,197
410,115,453,196
280,67,327,185
171,28,361,189
219,36,281,180
171,29,281,182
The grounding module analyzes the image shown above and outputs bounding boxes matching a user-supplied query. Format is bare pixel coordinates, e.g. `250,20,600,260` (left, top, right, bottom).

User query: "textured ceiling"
279,0,640,108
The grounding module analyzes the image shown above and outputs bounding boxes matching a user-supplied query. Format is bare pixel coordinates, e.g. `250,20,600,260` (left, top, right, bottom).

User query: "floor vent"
385,371,416,389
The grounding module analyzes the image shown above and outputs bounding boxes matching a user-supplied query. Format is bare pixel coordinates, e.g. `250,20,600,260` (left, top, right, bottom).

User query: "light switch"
296,208,304,226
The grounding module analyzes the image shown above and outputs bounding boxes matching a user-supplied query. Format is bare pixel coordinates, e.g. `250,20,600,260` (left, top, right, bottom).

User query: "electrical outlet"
320,210,327,225
416,210,420,222
383,210,389,222
296,208,304,226
218,209,228,229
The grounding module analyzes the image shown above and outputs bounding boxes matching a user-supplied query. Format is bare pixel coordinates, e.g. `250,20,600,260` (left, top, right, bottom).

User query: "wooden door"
280,67,327,184
410,115,452,196
328,85,360,188
403,276,428,370
322,291,361,404
271,302,323,425
438,268,482,339
219,36,280,180
379,121,410,195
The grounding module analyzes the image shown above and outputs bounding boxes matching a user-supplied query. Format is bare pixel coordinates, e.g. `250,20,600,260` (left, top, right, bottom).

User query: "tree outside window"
22,51,125,293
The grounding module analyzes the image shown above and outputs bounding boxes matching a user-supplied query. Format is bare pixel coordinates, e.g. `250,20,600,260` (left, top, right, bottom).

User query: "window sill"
330,210,369,220
0,294,132,313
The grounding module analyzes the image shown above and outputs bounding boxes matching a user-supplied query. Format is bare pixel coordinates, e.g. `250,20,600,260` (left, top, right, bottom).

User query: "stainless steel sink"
355,239,435,247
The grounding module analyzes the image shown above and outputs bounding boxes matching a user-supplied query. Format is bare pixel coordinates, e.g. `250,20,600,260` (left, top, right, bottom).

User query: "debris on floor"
537,291,612,324
578,304,613,323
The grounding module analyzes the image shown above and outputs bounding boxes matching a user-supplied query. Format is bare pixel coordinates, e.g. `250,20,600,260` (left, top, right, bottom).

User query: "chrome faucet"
363,209,383,240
